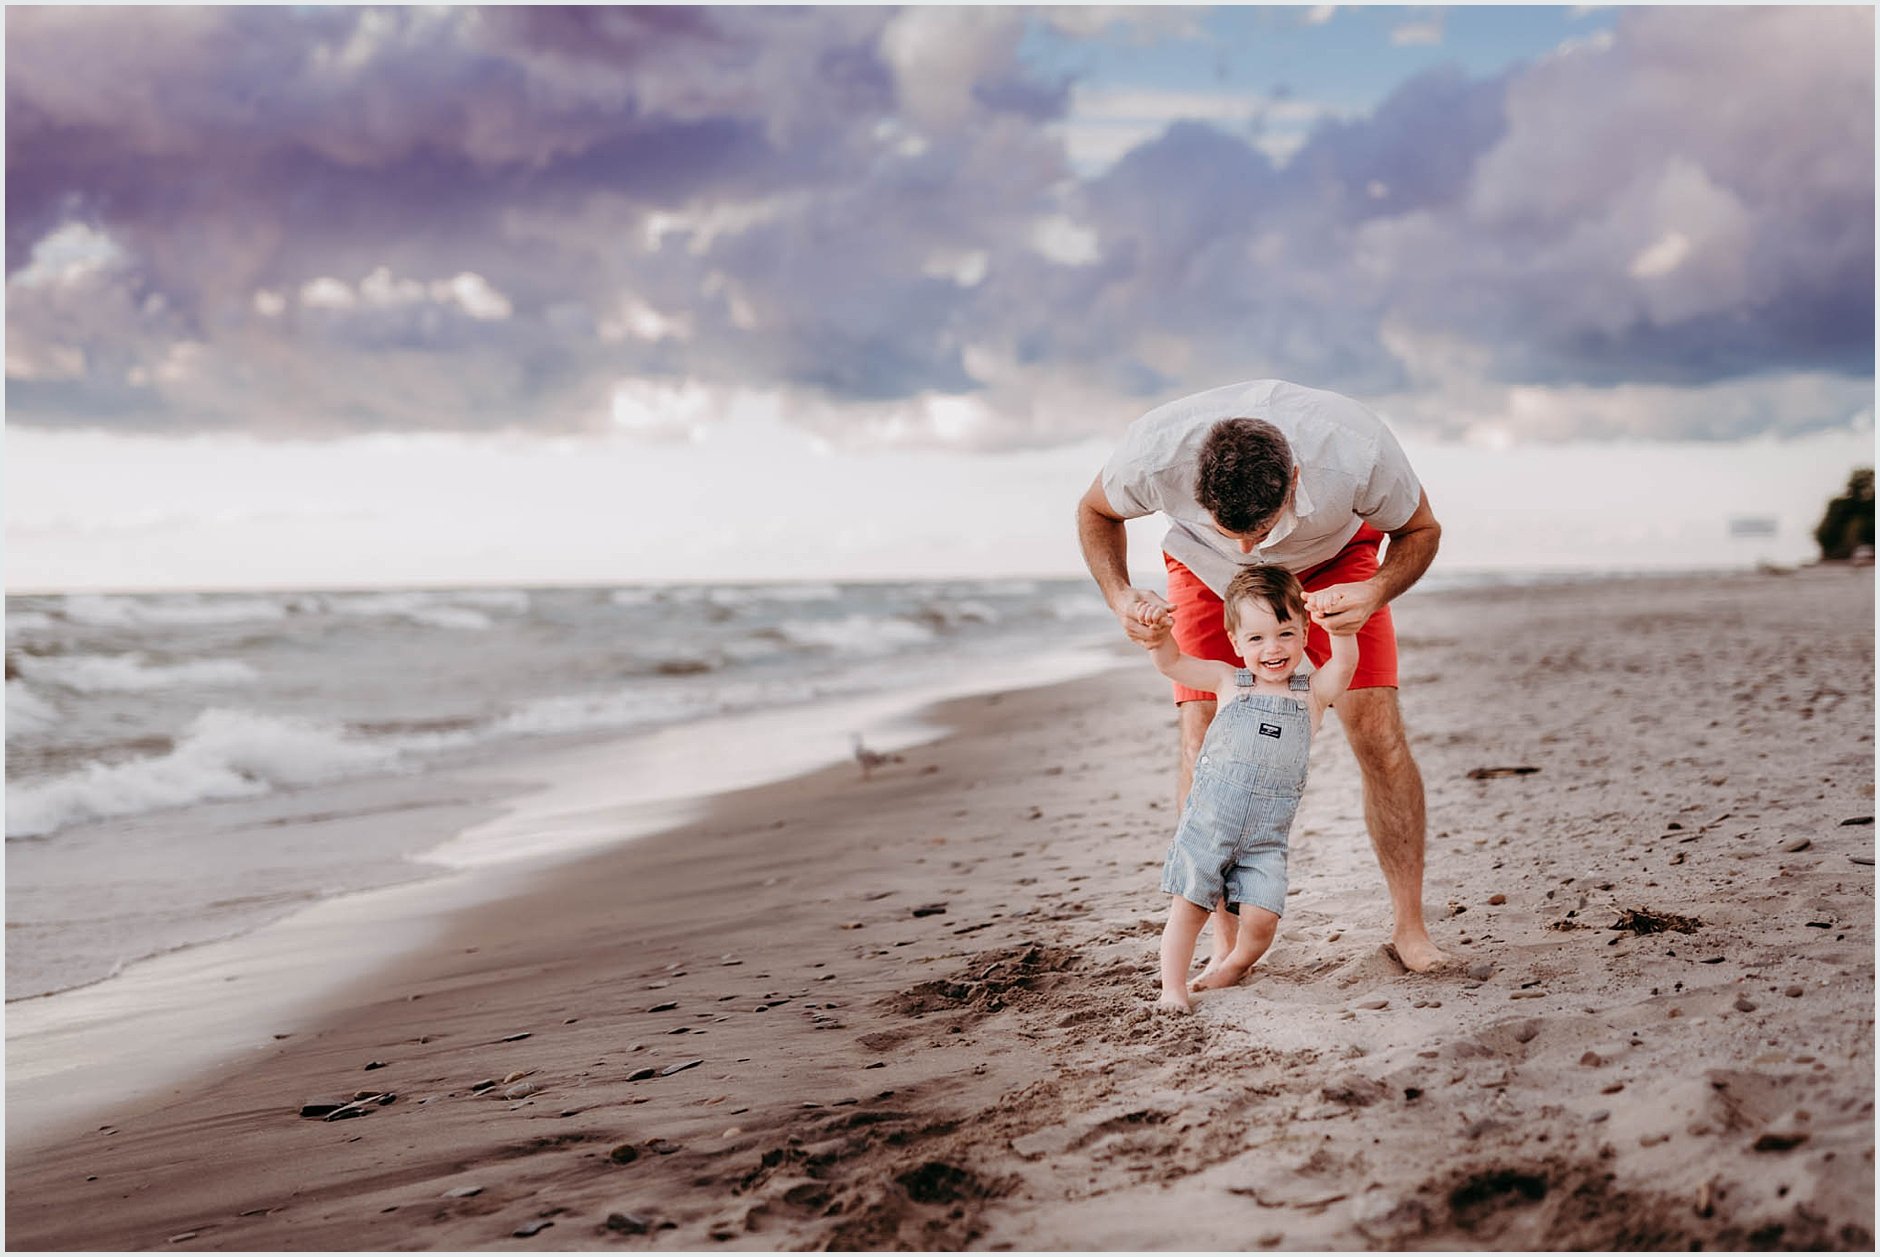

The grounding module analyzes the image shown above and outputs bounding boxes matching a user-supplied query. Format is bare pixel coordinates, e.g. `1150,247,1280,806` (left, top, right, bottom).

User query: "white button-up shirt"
1100,379,1423,595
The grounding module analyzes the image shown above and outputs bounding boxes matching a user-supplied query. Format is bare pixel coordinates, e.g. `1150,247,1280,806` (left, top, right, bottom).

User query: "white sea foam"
710,583,843,606
493,687,694,738
1048,592,1108,619
776,614,935,653
444,589,531,612
403,605,493,630
60,593,289,628
6,680,60,739
319,592,493,630
6,610,59,633
5,708,405,839
15,652,258,693
914,599,999,630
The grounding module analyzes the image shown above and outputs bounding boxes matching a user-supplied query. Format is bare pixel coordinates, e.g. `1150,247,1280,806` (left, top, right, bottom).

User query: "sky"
5,4,1874,592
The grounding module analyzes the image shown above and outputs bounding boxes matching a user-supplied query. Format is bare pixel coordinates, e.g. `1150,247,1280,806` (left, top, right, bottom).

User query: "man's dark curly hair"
1195,418,1294,534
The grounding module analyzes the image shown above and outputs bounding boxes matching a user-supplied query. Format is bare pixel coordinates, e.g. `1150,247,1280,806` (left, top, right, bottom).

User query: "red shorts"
1164,525,1399,704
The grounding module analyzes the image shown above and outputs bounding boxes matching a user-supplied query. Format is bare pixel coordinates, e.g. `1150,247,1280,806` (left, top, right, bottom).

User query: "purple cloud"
6,6,1871,444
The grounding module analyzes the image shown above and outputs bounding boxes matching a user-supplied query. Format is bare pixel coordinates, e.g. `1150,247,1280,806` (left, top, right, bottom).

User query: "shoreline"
6,567,1872,1250
5,642,1130,1147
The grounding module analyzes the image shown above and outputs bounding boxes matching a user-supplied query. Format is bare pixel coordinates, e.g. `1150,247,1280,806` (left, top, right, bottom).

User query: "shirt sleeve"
1098,432,1165,520
1354,422,1422,531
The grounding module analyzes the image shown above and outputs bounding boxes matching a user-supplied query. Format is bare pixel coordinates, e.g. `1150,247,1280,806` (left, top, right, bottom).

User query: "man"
1075,378,1448,972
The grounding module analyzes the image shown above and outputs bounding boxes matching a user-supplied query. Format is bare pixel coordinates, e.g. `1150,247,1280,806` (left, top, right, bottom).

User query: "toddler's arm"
1307,613,1359,723
1134,604,1236,698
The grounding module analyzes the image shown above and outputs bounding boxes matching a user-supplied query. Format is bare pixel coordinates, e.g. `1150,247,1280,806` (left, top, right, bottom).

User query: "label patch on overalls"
1258,723,1283,739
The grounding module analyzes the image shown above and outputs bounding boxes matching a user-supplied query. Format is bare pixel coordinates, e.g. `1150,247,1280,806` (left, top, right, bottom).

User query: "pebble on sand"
498,1032,532,1043
1486,893,1507,905
513,1219,553,1237
627,1067,657,1082
609,1144,640,1165
442,1185,483,1198
606,1213,652,1234
298,1101,349,1118
659,1058,705,1077
912,903,949,918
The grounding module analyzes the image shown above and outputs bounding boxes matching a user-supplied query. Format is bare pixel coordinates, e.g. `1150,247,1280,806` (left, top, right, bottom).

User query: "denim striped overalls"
1159,669,1312,917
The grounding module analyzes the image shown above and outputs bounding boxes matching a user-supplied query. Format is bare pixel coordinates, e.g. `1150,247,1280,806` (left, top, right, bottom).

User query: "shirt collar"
1256,474,1311,551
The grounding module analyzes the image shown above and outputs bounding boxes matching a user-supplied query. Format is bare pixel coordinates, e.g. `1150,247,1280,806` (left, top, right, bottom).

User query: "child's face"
1227,596,1307,680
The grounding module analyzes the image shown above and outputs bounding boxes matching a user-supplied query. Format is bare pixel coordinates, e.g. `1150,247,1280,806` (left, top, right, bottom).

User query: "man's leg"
1335,687,1447,971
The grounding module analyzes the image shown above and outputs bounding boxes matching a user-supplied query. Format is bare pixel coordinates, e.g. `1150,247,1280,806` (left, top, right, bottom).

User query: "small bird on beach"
851,733,901,779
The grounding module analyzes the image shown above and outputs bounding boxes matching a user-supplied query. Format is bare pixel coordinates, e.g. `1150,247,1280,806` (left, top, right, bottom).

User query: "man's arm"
1077,475,1170,645
1370,488,1442,603
1304,488,1442,636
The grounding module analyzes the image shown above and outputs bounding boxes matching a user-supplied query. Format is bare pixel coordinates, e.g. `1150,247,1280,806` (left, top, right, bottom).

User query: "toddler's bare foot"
1191,958,1254,992
1156,989,1194,1015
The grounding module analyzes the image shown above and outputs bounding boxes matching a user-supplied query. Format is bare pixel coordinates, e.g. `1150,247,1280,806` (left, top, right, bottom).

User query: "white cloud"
878,6,1024,133
12,222,129,288
299,276,356,310
1391,17,1445,47
1030,215,1101,266
434,272,512,321
297,268,512,320
1628,230,1690,280
1053,84,1347,173
599,296,691,344
921,250,991,287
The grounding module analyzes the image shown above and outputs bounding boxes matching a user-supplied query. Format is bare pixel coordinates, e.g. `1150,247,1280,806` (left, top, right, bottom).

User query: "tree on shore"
1814,468,1875,561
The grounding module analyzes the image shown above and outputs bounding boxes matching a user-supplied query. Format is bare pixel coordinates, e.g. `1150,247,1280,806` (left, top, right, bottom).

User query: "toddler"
1139,564,1357,1013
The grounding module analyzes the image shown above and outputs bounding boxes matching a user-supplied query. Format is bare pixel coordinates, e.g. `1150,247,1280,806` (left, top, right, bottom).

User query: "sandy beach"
6,566,1873,1251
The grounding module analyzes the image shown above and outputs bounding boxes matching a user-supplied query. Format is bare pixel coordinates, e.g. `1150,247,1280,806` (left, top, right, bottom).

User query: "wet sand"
6,566,1873,1250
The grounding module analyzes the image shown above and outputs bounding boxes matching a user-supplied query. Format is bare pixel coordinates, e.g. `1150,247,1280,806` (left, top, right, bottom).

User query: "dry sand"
6,566,1873,1251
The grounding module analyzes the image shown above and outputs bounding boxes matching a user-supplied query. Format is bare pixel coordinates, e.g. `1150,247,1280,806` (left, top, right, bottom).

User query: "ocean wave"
6,610,59,633
492,688,694,738
14,652,258,693
6,680,60,740
909,599,1000,631
1047,592,1109,619
5,708,405,839
60,593,290,628
710,583,843,606
774,614,936,654
444,589,532,612
318,592,494,630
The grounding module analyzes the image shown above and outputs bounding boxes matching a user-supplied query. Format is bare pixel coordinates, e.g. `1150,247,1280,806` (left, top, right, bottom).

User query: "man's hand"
1304,580,1382,636
1111,587,1173,645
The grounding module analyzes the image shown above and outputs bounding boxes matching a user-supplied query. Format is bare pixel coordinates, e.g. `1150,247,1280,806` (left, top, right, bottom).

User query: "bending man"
1076,378,1449,972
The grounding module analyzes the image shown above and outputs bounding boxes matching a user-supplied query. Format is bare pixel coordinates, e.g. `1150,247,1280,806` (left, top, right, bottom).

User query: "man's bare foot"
1384,932,1451,974
1156,989,1194,1014
1190,958,1254,992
